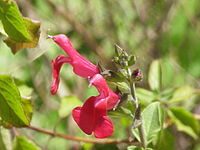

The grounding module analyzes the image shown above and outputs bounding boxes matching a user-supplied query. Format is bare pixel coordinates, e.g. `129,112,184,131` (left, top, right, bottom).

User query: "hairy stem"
127,68,147,148
138,120,147,148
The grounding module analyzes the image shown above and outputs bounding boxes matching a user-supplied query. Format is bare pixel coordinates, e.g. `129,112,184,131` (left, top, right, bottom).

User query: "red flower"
72,74,119,138
49,34,120,138
48,34,100,94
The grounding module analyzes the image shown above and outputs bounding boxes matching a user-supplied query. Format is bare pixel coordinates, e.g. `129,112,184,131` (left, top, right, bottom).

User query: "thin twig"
26,125,138,145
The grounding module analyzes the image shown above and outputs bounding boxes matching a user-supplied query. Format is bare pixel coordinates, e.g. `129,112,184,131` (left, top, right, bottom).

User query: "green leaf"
155,129,175,150
169,86,194,103
132,102,164,144
59,96,82,118
127,146,153,150
128,55,136,66
168,107,199,139
0,20,7,36
18,84,33,123
20,97,33,123
105,71,126,82
0,0,31,41
18,85,33,97
142,102,164,143
134,102,164,143
136,88,155,105
13,136,41,150
4,17,41,54
108,81,129,93
0,119,13,128
0,127,12,150
0,75,29,127
160,88,175,102
148,60,162,92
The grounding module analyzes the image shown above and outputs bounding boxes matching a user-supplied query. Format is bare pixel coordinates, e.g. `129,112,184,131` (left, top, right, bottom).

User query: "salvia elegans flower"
49,34,120,138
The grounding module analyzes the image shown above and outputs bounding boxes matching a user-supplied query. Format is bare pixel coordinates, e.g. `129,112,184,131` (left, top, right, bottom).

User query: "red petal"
94,97,107,116
72,61,99,78
48,34,78,58
89,74,109,98
72,97,96,135
89,74,120,110
72,107,81,125
94,116,114,138
106,89,120,110
51,55,71,94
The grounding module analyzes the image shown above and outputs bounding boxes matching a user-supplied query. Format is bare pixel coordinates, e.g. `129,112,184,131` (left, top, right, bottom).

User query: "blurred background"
0,0,200,149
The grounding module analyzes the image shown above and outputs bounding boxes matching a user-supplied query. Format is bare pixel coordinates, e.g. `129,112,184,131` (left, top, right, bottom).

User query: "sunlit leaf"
142,102,164,143
18,85,33,97
148,60,162,92
4,18,40,54
0,0,31,41
0,20,7,36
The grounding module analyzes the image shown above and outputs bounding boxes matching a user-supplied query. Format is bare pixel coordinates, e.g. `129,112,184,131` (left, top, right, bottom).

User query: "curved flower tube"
89,74,120,110
49,34,100,94
72,74,119,138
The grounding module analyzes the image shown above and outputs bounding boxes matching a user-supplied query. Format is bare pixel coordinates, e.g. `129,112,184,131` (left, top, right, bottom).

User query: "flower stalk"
127,67,147,148
113,44,147,148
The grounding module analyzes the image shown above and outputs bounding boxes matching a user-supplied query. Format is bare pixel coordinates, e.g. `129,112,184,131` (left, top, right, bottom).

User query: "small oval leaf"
148,60,162,92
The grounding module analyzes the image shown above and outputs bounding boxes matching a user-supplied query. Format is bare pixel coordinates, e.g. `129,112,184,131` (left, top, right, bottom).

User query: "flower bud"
132,69,142,82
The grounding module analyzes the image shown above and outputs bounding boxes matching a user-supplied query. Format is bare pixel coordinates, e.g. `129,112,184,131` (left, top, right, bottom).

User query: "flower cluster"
49,34,119,138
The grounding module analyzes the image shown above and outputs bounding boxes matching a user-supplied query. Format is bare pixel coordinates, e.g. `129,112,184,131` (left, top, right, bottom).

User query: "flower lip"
72,95,114,138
